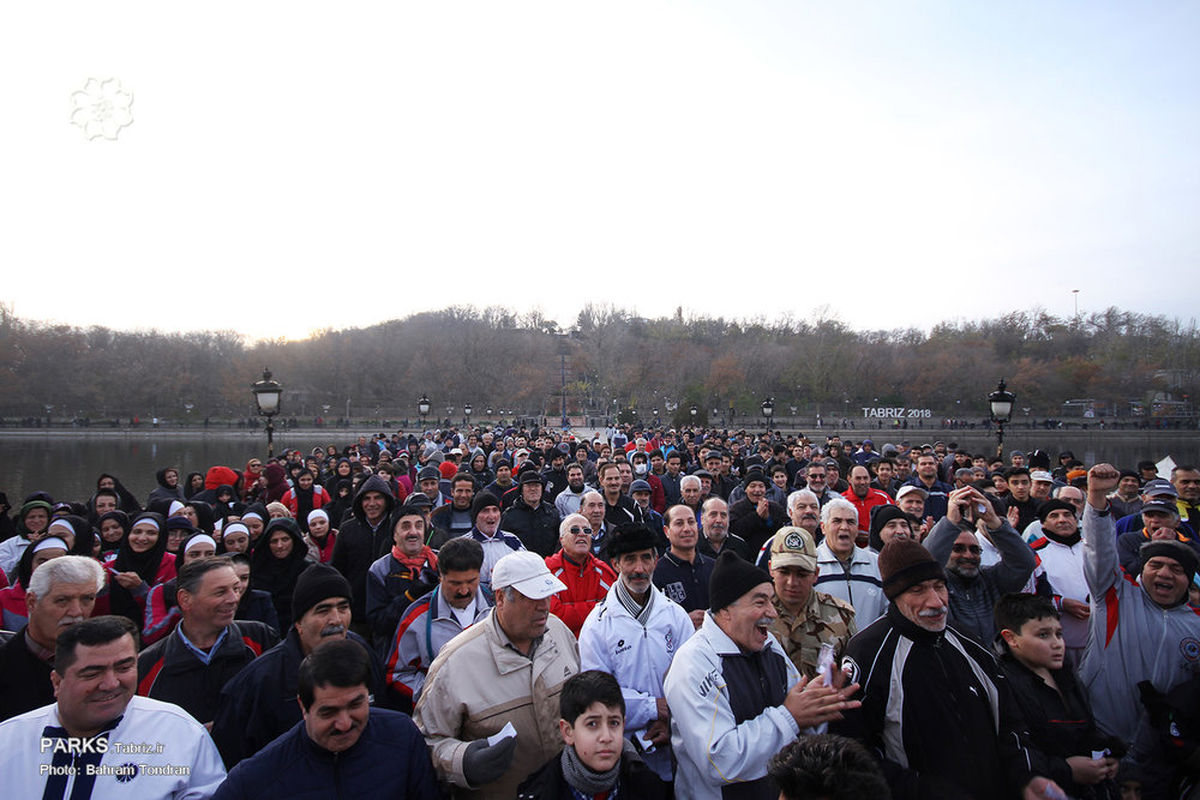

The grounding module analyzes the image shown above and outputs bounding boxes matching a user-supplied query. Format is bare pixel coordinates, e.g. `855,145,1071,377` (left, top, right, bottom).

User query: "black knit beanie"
1140,540,1199,583
709,550,772,612
868,505,914,552
471,492,500,522
878,538,945,600
292,563,352,623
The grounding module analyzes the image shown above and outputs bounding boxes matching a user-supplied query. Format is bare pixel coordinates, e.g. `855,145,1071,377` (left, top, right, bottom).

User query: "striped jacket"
815,542,886,626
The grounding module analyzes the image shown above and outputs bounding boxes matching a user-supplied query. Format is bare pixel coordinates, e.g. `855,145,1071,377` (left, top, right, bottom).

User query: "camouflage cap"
769,526,818,572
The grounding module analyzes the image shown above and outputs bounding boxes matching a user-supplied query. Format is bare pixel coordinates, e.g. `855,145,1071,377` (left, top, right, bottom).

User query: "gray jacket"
1077,504,1200,744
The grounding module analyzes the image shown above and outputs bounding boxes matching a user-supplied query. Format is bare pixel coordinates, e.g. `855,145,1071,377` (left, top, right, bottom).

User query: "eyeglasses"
569,526,593,536
952,544,983,555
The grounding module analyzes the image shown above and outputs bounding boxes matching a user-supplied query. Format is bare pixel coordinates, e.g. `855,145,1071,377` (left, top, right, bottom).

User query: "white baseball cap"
491,551,567,600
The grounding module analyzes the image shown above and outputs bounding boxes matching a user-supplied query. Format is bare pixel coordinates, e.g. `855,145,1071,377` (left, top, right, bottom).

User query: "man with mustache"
834,538,1064,800
211,563,385,767
664,551,861,800
924,485,1035,646
385,537,493,709
415,550,579,798
0,554,102,721
578,524,694,782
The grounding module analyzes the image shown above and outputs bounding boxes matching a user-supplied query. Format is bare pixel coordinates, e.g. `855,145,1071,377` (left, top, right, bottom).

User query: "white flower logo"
70,78,133,140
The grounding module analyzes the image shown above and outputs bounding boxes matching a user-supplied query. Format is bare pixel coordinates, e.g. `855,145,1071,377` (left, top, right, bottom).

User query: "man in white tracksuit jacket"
663,551,860,800
578,524,693,781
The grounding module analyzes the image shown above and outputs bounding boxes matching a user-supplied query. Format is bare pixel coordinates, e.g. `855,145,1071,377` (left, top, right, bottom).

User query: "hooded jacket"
330,475,396,623
148,467,185,507
0,500,52,579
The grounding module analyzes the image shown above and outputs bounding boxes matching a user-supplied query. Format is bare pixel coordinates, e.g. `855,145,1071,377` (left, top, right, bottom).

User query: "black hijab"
97,473,142,515
250,517,309,630
108,511,170,625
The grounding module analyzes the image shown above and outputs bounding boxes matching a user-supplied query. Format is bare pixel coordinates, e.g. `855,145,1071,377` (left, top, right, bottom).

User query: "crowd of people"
2,424,1200,799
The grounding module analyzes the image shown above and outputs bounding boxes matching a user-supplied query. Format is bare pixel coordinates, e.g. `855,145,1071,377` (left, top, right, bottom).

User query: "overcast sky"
3,2,1197,342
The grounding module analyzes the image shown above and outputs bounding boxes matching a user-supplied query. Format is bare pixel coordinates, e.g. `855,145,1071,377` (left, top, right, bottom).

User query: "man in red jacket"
544,514,616,636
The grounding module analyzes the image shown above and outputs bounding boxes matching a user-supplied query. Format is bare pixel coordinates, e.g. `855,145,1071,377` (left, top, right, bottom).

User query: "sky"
3,2,1197,342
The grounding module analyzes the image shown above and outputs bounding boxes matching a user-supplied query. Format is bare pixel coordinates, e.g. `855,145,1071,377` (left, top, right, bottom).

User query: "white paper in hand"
487,721,517,747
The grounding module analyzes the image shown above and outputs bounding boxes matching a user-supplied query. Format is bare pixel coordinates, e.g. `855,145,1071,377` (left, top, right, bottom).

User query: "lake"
1,428,1198,508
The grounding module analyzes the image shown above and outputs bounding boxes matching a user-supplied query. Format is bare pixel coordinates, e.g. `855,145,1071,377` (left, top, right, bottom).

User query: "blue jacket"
213,708,438,800
210,628,385,767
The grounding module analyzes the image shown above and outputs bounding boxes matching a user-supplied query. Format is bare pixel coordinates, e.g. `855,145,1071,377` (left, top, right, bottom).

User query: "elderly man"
414,551,580,799
578,524,694,782
0,615,227,799
386,538,493,707
212,564,385,766
814,499,886,626
924,485,1036,646
698,496,750,560
213,639,437,800
0,554,103,721
577,490,611,557
767,527,856,681
804,463,842,507
545,513,617,636
137,558,278,725
1078,463,1200,747
833,539,1063,800
664,551,861,800
679,475,704,519
654,504,716,628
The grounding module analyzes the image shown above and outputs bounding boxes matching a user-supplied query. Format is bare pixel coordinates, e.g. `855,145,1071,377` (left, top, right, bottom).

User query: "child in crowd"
994,593,1122,800
517,670,666,800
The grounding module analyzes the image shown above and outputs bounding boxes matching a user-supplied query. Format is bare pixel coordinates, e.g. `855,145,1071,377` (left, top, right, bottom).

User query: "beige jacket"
414,608,579,799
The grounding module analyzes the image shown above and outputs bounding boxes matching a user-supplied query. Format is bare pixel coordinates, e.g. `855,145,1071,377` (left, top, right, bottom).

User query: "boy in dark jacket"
995,593,1122,799
518,670,666,800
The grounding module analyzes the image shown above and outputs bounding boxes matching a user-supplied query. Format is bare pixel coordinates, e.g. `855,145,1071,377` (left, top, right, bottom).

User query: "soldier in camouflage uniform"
766,526,857,680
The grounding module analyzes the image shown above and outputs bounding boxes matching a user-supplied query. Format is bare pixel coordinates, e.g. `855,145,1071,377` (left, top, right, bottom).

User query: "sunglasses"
569,525,593,536
952,544,983,555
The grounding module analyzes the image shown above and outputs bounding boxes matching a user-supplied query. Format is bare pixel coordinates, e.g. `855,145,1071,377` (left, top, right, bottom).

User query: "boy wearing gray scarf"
517,671,667,799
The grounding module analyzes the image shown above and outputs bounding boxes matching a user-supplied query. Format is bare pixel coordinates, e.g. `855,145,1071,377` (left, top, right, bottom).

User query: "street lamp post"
988,379,1016,459
417,394,431,428
690,404,698,425
761,397,774,429
464,403,472,427
251,368,283,457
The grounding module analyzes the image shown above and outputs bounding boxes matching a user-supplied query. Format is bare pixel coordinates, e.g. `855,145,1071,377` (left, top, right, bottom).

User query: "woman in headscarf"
183,472,206,499
220,521,251,556
0,537,69,631
96,473,142,515
45,515,98,559
324,458,354,491
96,510,130,559
0,499,52,581
303,509,337,563
250,517,310,630
241,458,265,501
147,467,185,507
281,469,330,529
102,511,176,628
262,464,290,504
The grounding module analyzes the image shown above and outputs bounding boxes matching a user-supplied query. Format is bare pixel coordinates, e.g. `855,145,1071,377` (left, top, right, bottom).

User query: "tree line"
0,303,1195,424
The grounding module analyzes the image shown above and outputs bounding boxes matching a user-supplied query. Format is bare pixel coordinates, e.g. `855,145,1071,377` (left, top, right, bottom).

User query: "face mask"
634,463,647,475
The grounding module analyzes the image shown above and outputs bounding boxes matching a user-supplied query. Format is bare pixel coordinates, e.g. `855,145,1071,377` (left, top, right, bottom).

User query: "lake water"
1,429,1198,507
